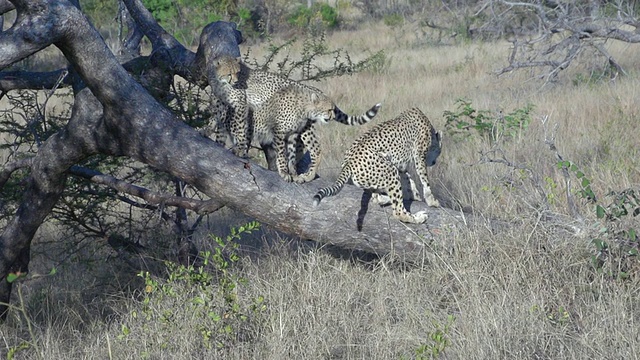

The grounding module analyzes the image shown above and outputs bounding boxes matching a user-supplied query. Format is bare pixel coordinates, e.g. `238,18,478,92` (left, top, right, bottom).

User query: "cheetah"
313,108,441,224
209,56,382,160
253,84,381,183
208,56,245,151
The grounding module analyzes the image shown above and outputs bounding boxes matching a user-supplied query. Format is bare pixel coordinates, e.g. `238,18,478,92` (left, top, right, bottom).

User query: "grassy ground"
2,20,640,359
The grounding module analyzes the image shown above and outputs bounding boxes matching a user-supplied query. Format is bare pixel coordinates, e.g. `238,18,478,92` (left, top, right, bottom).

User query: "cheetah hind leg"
292,125,320,184
372,172,421,205
355,156,427,224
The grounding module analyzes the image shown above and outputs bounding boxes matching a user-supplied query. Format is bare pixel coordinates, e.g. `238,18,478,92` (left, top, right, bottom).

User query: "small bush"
119,222,266,351
287,3,339,31
383,13,404,28
443,99,533,144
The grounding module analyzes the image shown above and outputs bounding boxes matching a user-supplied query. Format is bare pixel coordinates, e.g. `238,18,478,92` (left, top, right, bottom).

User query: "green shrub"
559,161,640,280
287,3,339,30
383,13,404,28
121,222,267,350
443,99,533,144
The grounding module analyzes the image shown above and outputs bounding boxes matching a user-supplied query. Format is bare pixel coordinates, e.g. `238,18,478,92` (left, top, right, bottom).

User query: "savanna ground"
2,14,640,360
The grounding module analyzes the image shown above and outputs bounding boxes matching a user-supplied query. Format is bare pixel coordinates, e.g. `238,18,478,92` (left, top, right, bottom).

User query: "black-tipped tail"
313,166,352,206
334,103,382,126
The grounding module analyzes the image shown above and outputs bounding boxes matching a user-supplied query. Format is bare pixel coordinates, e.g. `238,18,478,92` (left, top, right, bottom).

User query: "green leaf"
581,178,590,188
592,239,608,250
208,312,221,321
596,205,606,219
6,272,25,283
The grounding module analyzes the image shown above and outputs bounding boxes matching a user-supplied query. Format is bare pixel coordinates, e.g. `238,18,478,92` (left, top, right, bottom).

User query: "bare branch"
0,157,32,188
68,166,225,215
0,70,72,92
479,0,640,81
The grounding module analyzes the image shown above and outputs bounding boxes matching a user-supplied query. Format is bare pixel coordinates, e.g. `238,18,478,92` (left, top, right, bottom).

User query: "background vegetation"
2,1,640,359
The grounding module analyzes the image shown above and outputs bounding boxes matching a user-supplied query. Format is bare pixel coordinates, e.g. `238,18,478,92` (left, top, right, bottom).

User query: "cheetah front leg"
414,156,440,207
205,96,230,144
275,135,295,182
212,85,250,158
227,97,251,158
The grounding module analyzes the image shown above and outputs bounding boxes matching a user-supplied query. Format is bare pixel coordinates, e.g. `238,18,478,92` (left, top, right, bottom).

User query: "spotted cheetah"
208,56,246,151
253,84,381,183
210,56,382,159
313,108,441,224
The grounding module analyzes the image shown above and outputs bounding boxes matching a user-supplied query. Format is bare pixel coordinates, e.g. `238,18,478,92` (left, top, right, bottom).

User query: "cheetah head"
425,130,442,166
307,93,335,124
213,56,241,86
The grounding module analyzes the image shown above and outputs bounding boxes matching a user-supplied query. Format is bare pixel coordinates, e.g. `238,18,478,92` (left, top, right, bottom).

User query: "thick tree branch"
0,0,14,14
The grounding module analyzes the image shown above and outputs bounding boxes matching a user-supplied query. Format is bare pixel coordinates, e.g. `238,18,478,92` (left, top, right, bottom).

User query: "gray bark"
0,0,476,320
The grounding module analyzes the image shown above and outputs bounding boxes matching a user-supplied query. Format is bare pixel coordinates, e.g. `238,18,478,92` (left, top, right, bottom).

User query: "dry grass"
2,20,640,359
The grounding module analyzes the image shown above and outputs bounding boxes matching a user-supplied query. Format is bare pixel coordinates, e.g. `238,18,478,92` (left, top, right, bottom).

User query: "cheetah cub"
253,84,381,183
313,108,441,224
209,56,382,159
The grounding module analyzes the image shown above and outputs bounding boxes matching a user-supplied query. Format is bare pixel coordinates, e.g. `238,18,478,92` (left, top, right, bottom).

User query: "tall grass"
2,21,640,359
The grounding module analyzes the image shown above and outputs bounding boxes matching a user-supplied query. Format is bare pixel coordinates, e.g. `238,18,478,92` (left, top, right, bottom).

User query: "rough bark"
0,0,477,319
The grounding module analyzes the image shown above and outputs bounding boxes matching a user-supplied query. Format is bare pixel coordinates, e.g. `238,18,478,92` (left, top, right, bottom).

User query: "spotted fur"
210,56,381,159
313,108,441,224
253,85,381,183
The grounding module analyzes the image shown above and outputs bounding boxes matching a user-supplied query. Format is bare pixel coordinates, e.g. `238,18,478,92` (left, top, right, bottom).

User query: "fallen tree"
0,0,477,319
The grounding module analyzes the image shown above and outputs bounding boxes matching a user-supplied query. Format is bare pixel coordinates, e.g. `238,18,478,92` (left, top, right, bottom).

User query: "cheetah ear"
309,91,320,104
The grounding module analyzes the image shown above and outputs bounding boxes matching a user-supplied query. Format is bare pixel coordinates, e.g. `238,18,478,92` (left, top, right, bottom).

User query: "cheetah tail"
333,103,382,126
312,165,352,206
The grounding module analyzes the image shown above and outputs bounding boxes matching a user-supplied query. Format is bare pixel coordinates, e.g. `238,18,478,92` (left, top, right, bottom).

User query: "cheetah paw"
279,172,294,182
395,211,427,224
372,193,392,206
427,197,440,208
294,171,316,184
412,211,428,224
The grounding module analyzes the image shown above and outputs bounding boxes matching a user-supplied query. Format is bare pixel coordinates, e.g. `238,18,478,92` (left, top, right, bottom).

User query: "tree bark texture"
0,0,477,319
